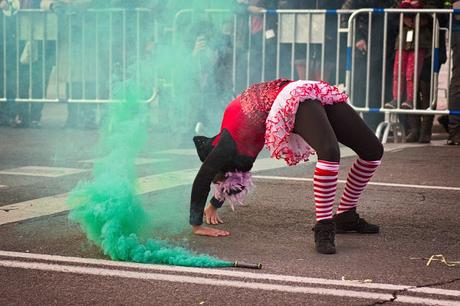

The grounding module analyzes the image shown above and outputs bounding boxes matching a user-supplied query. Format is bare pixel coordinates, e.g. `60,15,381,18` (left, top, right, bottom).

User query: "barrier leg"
388,113,406,143
375,121,387,142
381,122,391,144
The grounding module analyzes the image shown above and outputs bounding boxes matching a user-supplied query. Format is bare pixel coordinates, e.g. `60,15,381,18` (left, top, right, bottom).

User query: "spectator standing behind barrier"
0,0,19,126
234,0,278,87
446,0,460,145
341,0,399,131
46,0,110,130
279,0,346,82
186,20,234,139
385,0,440,142
384,0,446,143
385,1,429,110
1,0,56,128
415,0,447,143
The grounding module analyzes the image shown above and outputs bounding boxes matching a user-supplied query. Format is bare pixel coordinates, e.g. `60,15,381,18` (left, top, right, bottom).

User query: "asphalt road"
0,110,459,306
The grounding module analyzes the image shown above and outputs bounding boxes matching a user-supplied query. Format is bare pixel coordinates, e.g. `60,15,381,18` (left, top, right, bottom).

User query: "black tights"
293,100,384,162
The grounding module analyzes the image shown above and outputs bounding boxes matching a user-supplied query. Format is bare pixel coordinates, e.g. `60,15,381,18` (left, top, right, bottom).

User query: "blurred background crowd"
1,0,459,146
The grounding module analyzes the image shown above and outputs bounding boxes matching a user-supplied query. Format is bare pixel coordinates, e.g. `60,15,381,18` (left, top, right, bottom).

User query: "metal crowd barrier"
171,8,354,95
171,8,458,144
0,8,157,105
345,8,455,143
2,7,458,143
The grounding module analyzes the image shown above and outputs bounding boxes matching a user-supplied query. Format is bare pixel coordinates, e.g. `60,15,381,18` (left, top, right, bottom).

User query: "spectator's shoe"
447,133,460,145
312,219,336,254
406,132,419,143
384,100,398,109
0,119,9,126
401,101,414,109
64,119,78,129
437,115,449,133
30,120,41,129
419,120,433,144
333,208,379,234
83,121,98,130
11,117,29,128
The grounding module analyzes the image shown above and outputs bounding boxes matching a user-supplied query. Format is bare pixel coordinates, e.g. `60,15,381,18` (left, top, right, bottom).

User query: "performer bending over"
190,79,383,254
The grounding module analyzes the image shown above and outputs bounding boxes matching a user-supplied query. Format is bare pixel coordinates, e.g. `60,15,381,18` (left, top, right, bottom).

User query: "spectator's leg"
65,83,79,129
404,50,426,141
405,49,425,105
392,50,408,103
81,82,97,130
405,51,420,142
30,49,44,128
448,32,460,144
419,55,434,143
30,41,55,128
15,59,31,128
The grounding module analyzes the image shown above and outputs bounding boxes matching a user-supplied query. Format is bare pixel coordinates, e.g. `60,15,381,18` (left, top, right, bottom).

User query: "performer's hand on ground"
192,225,230,237
204,204,224,225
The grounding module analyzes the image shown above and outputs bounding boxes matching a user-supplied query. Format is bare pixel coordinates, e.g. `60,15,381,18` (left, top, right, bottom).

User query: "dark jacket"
341,0,400,41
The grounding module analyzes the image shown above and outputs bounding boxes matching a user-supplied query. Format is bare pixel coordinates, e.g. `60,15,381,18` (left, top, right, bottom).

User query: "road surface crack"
368,278,460,305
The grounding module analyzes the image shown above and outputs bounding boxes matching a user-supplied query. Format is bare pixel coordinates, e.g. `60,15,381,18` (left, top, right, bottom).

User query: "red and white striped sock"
337,158,381,214
313,160,339,221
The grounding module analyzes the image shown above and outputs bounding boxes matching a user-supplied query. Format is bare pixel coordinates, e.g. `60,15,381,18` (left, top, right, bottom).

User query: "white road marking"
0,258,458,305
253,176,460,192
0,155,298,225
0,250,459,298
0,142,455,225
0,193,68,224
0,169,197,226
154,148,198,156
79,158,166,165
0,166,86,177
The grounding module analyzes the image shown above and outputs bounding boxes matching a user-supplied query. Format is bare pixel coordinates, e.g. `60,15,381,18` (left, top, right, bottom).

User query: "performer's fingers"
215,230,230,237
217,216,224,224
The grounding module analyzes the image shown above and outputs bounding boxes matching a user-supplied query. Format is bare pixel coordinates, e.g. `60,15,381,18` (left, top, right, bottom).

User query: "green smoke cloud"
66,89,230,267
65,1,241,267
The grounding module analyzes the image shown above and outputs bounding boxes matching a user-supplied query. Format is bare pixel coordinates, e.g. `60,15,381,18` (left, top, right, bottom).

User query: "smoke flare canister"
233,261,262,269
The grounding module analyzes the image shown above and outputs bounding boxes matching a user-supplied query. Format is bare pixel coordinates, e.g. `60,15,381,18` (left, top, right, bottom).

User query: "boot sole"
316,248,336,254
336,229,379,234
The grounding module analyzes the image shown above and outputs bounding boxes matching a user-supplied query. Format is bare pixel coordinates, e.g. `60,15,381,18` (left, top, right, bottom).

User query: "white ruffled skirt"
265,80,348,166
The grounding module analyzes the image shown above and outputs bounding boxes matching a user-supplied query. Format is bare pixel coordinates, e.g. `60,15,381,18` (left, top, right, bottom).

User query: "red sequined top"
212,78,292,158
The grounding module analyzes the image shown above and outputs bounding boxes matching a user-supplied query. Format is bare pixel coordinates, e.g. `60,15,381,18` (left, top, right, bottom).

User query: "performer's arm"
190,129,236,226
203,198,225,226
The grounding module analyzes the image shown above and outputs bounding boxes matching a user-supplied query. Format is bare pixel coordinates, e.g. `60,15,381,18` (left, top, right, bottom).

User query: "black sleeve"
210,196,225,208
189,129,236,226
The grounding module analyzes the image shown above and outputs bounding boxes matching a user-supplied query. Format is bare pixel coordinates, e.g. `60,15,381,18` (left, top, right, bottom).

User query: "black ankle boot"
333,208,379,234
419,115,434,143
406,115,421,143
406,132,420,143
312,220,336,254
